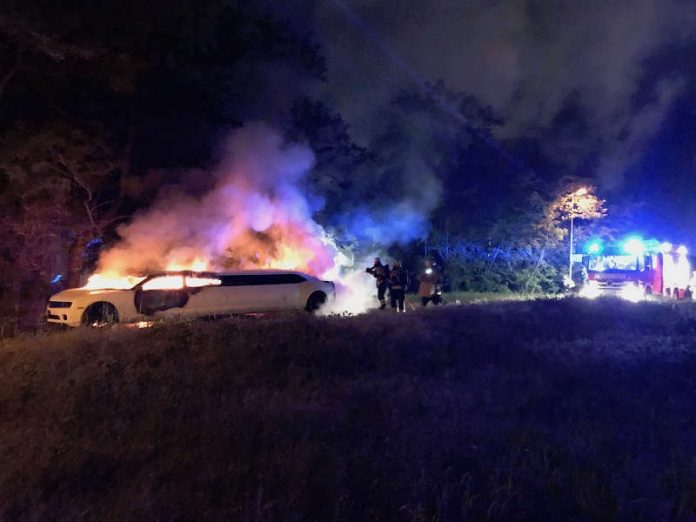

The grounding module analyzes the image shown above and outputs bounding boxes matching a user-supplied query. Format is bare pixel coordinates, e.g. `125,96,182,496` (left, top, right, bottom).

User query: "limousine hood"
49,288,129,302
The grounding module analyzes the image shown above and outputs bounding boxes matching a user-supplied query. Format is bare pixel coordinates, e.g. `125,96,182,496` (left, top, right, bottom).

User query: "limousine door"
261,274,303,310
134,275,189,316
219,275,268,313
219,274,303,313
183,275,226,315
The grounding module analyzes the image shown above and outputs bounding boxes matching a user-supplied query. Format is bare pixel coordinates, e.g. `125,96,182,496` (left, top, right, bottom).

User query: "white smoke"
319,265,379,316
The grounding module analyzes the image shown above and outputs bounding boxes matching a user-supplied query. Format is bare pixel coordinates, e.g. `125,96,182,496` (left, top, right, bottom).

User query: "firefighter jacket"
389,268,408,290
418,270,439,297
367,263,390,286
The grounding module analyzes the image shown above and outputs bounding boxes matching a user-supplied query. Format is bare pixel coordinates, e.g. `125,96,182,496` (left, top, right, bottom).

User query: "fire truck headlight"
587,241,602,254
579,280,600,299
620,283,644,303
624,237,645,256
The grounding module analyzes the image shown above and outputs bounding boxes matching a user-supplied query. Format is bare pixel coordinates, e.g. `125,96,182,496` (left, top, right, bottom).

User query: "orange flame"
83,233,339,290
83,273,145,290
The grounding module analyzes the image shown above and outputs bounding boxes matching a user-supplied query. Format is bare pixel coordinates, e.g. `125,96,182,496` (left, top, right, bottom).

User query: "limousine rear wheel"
306,291,327,313
82,302,119,327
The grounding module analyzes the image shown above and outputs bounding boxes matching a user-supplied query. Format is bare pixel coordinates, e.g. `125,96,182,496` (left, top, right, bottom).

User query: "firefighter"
418,259,441,306
388,260,408,312
366,257,390,309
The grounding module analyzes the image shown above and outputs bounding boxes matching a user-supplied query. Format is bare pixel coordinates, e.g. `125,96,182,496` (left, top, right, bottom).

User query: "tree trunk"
67,233,89,288
525,245,546,293
1,277,21,337
445,226,449,260
18,271,49,332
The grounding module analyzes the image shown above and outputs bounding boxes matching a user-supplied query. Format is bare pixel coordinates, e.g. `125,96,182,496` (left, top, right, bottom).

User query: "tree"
0,0,332,330
289,97,371,223
536,185,604,244
535,184,606,283
0,122,133,286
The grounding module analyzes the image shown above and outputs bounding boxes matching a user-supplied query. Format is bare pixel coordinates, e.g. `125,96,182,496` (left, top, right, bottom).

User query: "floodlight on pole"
568,187,589,281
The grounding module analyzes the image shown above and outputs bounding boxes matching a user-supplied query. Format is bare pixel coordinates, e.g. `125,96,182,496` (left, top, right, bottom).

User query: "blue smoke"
337,203,429,245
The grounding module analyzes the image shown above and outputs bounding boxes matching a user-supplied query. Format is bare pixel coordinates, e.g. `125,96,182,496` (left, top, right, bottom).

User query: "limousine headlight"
48,301,72,308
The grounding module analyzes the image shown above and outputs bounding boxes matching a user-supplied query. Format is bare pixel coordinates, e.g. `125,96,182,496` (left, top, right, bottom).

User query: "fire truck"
576,238,691,301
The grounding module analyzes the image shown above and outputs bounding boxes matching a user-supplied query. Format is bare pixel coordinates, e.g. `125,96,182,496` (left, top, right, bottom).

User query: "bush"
444,257,564,294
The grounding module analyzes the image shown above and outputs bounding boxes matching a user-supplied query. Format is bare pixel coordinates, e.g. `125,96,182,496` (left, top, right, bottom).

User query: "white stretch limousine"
47,270,335,327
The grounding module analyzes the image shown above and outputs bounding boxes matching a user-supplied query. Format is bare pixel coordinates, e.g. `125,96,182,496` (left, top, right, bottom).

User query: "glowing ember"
135,321,153,329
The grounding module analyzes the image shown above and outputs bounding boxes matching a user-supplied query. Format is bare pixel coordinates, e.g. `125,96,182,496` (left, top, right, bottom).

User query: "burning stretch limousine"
47,270,335,327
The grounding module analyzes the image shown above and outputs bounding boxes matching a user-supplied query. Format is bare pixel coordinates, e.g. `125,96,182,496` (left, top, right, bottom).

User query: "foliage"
4,301,696,519
289,97,372,220
440,244,565,294
536,184,607,248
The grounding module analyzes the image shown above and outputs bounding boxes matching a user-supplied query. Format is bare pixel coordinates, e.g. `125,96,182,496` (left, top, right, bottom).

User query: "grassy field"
2,298,696,520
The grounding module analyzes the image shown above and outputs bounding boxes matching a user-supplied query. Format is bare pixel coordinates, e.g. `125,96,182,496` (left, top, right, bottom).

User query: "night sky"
308,0,696,238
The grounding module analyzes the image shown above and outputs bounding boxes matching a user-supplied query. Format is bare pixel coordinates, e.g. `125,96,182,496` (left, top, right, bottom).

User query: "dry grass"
2,298,696,520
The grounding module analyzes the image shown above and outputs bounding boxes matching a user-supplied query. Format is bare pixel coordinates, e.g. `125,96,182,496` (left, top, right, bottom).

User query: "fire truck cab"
577,239,691,301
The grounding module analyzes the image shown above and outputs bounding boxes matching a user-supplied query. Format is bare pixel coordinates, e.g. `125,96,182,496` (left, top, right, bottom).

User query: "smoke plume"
314,0,696,185
97,123,336,277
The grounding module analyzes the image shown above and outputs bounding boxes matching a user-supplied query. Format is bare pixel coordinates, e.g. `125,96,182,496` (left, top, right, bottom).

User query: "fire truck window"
589,255,643,271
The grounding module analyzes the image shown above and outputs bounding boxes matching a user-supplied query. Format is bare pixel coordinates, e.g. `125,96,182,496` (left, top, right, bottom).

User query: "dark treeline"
0,1,628,332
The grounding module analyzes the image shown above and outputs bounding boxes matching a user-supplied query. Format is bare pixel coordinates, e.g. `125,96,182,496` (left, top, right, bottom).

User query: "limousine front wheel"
306,291,327,313
82,302,119,327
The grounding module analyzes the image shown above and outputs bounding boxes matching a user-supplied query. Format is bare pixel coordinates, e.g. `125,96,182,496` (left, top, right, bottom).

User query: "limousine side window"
136,275,188,315
186,276,222,288
141,275,185,291
220,274,306,286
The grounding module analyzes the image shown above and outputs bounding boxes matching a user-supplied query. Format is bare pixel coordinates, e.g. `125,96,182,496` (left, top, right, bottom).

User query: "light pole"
568,187,588,282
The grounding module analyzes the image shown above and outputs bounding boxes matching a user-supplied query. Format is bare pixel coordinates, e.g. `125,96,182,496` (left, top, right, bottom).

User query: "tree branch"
53,155,101,234
57,153,93,202
0,50,21,107
0,15,100,62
